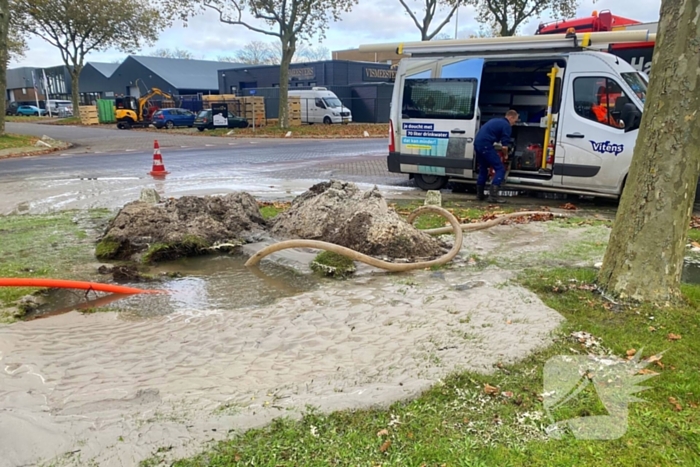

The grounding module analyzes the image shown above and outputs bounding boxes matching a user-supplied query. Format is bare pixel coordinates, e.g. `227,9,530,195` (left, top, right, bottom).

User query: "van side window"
402,78,477,120
315,98,325,108
573,77,626,129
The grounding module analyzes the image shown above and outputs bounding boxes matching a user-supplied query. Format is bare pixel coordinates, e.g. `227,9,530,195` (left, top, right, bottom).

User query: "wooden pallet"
203,94,237,101
79,105,99,125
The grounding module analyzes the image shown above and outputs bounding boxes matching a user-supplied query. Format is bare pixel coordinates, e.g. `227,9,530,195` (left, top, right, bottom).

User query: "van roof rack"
358,30,656,57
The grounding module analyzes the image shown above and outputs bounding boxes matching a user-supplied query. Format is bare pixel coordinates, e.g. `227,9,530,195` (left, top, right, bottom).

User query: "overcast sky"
10,0,662,68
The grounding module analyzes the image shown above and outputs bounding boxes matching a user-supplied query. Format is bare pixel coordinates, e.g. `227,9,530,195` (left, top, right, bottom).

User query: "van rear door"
397,57,484,181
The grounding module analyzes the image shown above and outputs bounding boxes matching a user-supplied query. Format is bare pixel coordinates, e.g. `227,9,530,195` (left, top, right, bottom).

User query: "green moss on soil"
95,236,123,260
310,251,356,278
142,235,212,263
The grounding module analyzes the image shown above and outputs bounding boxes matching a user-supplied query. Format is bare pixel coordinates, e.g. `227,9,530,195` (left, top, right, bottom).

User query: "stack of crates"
79,105,99,125
201,95,237,108
239,96,266,127
288,96,301,126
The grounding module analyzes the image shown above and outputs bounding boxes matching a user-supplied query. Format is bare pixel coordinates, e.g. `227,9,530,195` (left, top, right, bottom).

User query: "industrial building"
217,60,396,123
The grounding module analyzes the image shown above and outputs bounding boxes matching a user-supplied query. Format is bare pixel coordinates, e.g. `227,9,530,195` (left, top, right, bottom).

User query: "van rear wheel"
414,174,448,191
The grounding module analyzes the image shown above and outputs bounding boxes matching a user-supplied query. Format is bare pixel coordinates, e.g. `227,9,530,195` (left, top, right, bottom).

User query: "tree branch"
425,2,460,40
203,3,280,38
398,0,427,33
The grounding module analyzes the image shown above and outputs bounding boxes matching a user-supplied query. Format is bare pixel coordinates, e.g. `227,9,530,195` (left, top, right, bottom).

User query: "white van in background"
46,100,73,117
288,87,352,124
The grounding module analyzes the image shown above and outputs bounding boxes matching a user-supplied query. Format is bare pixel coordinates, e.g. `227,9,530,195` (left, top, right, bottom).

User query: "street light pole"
455,7,459,39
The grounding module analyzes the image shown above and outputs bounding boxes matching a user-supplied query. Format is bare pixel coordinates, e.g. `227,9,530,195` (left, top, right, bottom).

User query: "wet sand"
0,258,564,466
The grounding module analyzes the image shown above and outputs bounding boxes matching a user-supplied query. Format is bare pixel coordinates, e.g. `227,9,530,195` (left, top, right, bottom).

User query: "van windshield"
621,72,647,104
323,97,342,108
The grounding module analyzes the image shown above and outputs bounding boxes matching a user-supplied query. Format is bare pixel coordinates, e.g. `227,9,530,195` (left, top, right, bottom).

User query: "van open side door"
397,57,484,189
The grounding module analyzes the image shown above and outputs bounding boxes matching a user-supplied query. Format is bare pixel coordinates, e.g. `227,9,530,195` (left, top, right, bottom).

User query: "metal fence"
177,94,391,125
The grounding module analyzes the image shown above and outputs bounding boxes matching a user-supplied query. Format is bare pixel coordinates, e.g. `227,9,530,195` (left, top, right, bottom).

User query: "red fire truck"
536,10,657,74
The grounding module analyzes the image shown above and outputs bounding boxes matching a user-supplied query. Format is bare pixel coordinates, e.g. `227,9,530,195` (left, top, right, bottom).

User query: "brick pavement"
264,154,412,187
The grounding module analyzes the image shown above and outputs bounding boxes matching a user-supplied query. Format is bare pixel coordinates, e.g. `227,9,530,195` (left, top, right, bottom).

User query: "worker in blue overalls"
473,109,519,203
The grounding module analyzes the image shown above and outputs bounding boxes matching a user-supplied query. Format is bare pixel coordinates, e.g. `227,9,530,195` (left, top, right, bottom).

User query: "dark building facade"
217,60,396,123
218,60,395,93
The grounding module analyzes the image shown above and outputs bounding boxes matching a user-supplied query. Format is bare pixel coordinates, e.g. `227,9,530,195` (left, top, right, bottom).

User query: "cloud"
10,0,662,68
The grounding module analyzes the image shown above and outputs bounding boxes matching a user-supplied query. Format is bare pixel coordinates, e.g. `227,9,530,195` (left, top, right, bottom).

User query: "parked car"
194,109,249,131
152,108,196,129
16,105,46,116
5,102,19,116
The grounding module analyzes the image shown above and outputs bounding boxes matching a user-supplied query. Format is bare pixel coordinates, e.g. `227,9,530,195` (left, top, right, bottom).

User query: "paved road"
1,123,413,215
6,121,385,154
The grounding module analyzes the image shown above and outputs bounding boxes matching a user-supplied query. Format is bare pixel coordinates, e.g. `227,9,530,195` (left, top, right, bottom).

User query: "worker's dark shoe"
476,185,486,201
488,184,506,204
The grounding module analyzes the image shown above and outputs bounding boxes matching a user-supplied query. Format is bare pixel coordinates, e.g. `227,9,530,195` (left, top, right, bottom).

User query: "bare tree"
398,0,461,41
298,45,330,61
232,40,276,64
187,0,357,128
151,47,197,59
466,0,581,36
432,32,453,40
597,0,700,303
13,0,170,113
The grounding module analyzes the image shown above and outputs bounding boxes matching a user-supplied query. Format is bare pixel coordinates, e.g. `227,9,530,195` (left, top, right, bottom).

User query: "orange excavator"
115,83,175,130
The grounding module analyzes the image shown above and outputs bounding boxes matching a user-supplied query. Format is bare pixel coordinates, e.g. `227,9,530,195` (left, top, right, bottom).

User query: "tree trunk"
277,39,295,129
0,0,10,136
70,66,82,117
597,0,700,304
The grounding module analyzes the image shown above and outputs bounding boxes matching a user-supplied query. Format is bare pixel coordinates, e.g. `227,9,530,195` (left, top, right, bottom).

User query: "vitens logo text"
590,140,624,156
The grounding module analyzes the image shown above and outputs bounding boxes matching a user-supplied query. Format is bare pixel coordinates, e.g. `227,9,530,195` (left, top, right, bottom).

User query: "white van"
288,87,352,124
361,30,653,199
46,99,73,117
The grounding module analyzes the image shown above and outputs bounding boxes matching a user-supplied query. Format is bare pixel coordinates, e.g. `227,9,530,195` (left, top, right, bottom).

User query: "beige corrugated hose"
244,205,562,272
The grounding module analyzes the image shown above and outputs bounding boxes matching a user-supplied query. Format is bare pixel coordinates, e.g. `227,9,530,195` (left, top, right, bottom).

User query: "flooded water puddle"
24,253,320,320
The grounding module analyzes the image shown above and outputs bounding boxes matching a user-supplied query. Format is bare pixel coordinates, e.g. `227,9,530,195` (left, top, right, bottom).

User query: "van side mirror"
621,103,641,132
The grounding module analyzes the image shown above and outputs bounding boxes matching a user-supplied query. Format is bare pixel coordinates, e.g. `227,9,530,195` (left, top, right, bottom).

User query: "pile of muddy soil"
270,180,447,259
96,193,268,262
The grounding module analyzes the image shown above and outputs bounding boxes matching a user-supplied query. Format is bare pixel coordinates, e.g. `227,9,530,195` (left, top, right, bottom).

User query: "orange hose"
0,278,165,295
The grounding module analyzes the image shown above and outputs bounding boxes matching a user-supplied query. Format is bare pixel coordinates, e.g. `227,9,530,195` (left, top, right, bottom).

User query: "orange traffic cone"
149,140,170,177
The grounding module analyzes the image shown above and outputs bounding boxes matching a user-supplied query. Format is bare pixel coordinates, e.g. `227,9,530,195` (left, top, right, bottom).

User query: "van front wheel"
414,174,448,191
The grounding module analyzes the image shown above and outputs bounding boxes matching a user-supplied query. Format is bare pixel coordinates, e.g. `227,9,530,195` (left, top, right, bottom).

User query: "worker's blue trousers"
475,145,506,186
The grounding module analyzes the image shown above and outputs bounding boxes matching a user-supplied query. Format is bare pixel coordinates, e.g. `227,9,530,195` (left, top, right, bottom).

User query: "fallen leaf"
506,320,512,325
484,383,499,395
649,326,656,332
379,439,391,453
626,349,636,357
503,391,514,398
645,354,663,363
235,454,241,462
561,203,578,210
692,241,700,249
655,360,665,369
407,432,414,439
637,368,658,376
376,429,389,437
668,333,682,341
462,418,469,424
690,403,698,409
669,397,682,411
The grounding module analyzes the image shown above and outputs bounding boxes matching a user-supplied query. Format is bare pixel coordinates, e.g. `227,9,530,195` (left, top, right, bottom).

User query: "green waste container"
96,99,116,123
